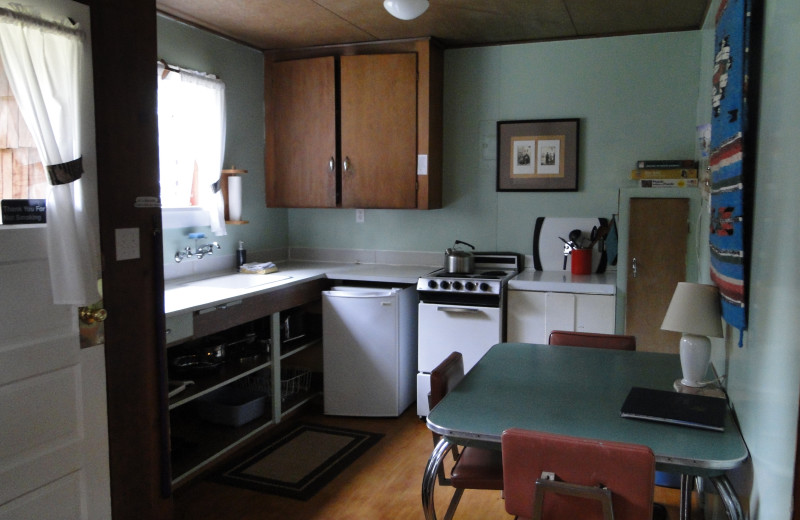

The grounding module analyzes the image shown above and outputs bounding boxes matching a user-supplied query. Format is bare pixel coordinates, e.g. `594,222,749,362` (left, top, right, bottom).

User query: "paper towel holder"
221,167,248,224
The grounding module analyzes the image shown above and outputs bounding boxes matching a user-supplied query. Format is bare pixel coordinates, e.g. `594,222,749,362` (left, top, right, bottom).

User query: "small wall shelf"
221,168,249,224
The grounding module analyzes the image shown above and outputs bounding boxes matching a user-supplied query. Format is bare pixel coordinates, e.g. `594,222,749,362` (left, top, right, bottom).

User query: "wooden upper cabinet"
267,56,336,208
265,39,443,210
340,53,417,209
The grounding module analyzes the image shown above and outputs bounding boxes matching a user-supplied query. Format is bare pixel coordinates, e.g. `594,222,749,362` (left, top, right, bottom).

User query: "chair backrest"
429,351,465,410
502,428,655,520
548,330,636,351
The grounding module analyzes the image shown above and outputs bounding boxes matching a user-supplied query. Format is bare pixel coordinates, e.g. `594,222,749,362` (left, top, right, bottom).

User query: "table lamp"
661,282,723,387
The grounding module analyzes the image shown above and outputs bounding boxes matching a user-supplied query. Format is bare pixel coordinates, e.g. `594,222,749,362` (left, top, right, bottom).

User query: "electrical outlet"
356,209,365,223
115,227,140,261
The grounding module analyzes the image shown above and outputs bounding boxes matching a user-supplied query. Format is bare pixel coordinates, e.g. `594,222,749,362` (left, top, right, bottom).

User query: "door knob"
631,257,638,278
79,306,108,324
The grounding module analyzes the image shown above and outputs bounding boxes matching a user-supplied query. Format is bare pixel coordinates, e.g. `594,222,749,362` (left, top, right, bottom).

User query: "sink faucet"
195,242,220,259
174,241,221,262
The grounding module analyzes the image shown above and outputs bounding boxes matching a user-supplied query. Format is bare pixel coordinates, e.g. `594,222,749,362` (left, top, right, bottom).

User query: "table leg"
709,475,745,520
679,473,693,520
422,437,455,520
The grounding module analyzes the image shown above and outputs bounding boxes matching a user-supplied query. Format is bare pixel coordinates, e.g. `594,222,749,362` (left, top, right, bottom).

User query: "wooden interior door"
625,198,689,353
340,53,417,209
267,56,337,208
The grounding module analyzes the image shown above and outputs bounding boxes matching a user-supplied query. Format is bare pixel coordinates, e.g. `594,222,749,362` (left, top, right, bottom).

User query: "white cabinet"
507,290,615,344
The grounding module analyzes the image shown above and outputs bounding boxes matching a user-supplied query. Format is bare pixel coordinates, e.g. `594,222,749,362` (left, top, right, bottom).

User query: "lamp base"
679,333,711,387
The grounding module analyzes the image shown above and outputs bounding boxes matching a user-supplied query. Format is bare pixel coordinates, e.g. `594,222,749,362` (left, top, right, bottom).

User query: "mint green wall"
156,15,287,263
704,0,800,516
288,32,702,255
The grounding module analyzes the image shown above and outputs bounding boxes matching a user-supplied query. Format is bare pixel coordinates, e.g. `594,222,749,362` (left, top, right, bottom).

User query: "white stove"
416,252,522,416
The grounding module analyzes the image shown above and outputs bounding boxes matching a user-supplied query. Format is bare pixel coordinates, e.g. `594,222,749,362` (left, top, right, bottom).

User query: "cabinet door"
268,56,336,207
575,294,615,334
507,290,547,344
340,53,418,208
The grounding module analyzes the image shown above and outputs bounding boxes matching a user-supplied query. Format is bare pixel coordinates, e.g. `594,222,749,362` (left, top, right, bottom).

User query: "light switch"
355,209,365,223
115,227,140,261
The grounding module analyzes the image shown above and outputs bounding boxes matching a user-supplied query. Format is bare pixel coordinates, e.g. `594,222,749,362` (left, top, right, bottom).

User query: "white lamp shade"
661,282,723,337
383,0,429,20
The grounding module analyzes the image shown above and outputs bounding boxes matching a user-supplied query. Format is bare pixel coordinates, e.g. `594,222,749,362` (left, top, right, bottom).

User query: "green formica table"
422,343,748,520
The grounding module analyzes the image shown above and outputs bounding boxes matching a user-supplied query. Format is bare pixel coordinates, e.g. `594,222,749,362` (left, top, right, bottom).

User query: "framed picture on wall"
496,118,579,191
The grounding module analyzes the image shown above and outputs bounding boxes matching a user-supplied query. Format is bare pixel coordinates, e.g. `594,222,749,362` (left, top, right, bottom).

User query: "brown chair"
428,352,504,520
548,330,637,351
502,428,657,520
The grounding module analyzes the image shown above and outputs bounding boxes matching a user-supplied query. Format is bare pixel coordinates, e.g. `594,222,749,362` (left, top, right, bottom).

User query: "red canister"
571,249,592,275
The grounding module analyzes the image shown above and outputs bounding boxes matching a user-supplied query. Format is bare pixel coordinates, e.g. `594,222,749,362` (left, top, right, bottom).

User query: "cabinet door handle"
328,157,335,173
632,257,638,278
343,156,351,173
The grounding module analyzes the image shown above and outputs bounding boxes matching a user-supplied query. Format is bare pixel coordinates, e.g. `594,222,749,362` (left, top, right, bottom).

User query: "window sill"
162,207,210,229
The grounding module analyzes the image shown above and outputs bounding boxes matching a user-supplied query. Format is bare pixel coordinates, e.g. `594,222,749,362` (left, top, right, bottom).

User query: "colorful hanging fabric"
709,0,751,344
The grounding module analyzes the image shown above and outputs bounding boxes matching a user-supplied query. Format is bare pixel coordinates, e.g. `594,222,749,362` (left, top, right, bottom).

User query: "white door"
0,1,110,518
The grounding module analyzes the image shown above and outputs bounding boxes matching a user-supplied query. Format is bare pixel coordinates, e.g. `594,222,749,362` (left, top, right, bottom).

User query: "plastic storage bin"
195,386,267,426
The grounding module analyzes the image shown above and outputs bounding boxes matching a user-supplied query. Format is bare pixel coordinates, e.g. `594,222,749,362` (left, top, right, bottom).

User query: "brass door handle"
79,306,108,324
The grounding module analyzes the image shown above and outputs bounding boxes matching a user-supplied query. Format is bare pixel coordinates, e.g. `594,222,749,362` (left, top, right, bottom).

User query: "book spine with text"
636,159,697,169
639,178,699,188
631,168,698,180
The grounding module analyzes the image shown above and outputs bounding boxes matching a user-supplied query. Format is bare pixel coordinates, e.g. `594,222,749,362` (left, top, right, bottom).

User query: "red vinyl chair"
547,330,637,351
502,428,658,520
428,352,504,520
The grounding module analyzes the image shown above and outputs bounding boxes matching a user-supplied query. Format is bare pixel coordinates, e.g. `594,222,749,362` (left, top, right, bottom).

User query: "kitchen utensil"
568,229,582,249
445,240,475,273
532,217,609,273
588,223,610,250
171,355,223,375
195,336,226,362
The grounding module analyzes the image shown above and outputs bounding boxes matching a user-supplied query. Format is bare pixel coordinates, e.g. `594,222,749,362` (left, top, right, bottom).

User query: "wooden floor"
173,406,687,520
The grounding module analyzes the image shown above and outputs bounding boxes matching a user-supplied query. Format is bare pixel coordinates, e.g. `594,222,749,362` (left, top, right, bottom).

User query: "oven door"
416,301,502,415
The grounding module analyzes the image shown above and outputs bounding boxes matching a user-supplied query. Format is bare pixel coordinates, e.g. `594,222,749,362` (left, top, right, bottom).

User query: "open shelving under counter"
164,280,326,487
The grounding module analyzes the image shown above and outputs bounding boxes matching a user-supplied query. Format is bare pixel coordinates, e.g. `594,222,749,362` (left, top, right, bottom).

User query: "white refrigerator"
322,286,418,416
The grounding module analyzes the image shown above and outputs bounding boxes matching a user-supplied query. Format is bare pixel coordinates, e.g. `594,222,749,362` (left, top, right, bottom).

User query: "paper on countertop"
240,261,278,274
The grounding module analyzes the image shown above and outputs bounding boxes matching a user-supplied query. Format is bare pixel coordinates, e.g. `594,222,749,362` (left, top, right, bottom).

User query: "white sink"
182,273,291,289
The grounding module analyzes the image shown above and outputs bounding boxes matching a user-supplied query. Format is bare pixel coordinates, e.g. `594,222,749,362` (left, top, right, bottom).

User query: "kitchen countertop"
509,268,617,295
164,260,438,316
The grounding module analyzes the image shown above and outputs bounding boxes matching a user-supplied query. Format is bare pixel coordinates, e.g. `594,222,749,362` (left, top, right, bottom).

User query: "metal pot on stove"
444,240,475,274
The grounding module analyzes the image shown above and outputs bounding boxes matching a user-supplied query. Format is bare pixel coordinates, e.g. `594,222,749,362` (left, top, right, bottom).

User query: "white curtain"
157,62,227,236
0,7,99,305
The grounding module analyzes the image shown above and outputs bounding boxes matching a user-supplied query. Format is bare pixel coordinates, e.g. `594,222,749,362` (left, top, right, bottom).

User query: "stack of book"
631,159,699,188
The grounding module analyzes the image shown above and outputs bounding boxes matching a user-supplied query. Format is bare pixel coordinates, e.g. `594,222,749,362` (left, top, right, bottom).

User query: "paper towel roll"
227,175,242,221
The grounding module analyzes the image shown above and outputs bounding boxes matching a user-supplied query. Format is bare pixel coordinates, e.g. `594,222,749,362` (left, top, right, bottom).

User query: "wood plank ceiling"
156,0,712,51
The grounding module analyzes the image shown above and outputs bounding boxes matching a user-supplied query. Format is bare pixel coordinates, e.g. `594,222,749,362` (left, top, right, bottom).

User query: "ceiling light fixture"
383,0,429,20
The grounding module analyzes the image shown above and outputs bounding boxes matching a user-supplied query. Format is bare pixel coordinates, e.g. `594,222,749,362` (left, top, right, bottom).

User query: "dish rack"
235,367,311,401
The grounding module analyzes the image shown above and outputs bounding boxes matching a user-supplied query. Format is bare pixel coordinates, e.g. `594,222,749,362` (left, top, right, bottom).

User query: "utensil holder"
571,248,592,275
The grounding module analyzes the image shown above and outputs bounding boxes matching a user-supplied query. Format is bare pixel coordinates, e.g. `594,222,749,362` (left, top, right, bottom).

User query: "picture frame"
496,118,579,191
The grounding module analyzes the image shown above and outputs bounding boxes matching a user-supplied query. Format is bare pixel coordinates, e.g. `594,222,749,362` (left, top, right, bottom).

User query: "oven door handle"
436,306,483,314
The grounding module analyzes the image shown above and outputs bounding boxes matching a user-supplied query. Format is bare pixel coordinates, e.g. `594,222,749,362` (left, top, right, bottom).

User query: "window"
157,61,227,235
0,58,47,201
